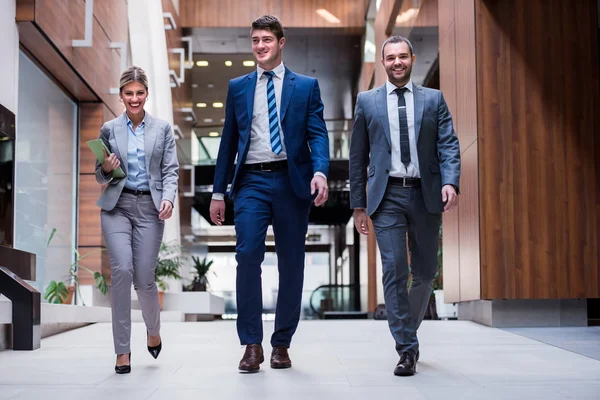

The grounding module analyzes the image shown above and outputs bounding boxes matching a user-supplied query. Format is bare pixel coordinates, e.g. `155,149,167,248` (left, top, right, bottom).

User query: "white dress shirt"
386,80,420,178
246,62,288,164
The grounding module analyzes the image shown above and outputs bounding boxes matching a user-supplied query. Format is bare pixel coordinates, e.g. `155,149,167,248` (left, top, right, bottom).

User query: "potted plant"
154,241,183,309
186,256,214,292
44,228,109,305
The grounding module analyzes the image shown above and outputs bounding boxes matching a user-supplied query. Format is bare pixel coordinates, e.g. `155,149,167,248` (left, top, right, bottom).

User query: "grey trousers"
370,182,441,355
101,193,164,354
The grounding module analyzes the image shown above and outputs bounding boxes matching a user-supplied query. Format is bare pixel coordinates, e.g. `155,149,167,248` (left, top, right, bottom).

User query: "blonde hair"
119,66,149,92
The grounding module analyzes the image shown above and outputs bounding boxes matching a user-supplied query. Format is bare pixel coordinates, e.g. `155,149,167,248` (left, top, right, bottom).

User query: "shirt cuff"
314,172,327,180
212,193,225,201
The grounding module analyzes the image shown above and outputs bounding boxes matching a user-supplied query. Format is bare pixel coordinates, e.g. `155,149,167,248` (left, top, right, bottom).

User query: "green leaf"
94,272,109,295
47,228,57,247
44,281,69,304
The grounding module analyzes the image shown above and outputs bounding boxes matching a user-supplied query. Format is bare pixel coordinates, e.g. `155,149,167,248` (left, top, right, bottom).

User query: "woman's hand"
102,147,120,174
159,200,173,220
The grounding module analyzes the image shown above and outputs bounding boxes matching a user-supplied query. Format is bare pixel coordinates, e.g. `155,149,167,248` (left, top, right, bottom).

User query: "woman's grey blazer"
95,112,179,211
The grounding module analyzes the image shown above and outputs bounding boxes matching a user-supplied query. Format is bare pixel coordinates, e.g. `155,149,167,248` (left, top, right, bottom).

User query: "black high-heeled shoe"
147,332,162,359
115,353,131,374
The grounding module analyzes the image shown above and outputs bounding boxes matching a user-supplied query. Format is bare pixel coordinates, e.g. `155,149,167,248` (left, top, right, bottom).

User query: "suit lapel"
143,112,158,173
280,68,296,123
375,85,391,148
115,113,128,173
413,85,425,143
246,71,257,125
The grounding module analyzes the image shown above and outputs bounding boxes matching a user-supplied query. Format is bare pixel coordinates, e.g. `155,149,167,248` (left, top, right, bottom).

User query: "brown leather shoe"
270,345,292,369
238,344,264,373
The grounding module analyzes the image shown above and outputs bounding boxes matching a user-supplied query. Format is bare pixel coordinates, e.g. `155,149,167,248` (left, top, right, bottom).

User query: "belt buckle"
402,177,408,187
136,190,143,196
260,163,272,172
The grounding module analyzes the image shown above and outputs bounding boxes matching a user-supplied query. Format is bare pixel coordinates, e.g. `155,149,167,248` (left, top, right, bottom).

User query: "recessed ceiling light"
220,118,225,122
243,61,255,67
207,84,215,88
208,132,220,137
191,83,199,88
196,61,209,67
225,61,233,66
213,102,224,108
316,9,341,24
196,103,207,108
204,118,213,123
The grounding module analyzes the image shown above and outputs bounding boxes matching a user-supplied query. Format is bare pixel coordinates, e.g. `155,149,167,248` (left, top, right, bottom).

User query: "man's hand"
102,147,120,173
354,209,369,235
442,185,458,212
210,199,226,226
158,200,173,220
311,176,329,207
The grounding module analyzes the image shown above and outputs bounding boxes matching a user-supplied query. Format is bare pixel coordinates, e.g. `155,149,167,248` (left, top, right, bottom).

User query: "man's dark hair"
251,15,285,41
381,35,414,58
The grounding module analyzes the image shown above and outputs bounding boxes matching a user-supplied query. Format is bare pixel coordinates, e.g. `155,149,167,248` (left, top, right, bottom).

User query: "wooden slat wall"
438,0,480,302
180,0,368,28
476,0,600,299
78,103,110,284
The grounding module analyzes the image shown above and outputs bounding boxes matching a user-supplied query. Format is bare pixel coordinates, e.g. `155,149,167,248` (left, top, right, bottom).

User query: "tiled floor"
0,320,599,399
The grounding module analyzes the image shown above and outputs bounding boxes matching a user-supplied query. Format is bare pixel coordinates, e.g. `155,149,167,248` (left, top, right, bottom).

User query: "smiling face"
119,81,147,117
251,29,285,70
381,41,416,87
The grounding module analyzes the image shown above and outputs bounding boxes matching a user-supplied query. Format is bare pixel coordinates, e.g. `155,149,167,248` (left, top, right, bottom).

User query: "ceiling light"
243,60,255,67
225,61,232,66
196,61,209,67
191,83,199,88
208,132,220,137
316,9,341,24
204,118,213,123
196,103,207,108
396,8,419,24
207,84,215,88
213,102,224,108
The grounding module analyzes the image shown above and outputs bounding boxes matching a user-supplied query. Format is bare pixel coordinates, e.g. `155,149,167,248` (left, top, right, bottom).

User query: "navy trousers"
233,169,312,347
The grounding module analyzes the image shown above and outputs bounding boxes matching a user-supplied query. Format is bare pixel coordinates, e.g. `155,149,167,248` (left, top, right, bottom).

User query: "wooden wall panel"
18,0,126,116
477,0,600,299
180,0,368,28
78,103,110,284
78,175,104,248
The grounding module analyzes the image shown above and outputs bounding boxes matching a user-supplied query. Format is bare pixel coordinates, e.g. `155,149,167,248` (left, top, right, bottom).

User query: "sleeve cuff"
212,193,225,201
314,172,327,180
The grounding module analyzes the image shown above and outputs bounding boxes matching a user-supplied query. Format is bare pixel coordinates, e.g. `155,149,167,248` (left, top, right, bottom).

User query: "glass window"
15,51,78,294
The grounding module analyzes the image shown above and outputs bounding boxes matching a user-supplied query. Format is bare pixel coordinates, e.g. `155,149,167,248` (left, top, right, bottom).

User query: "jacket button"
388,149,391,154
385,169,389,174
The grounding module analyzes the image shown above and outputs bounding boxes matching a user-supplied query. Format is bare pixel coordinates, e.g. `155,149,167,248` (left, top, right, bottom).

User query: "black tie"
394,87,410,167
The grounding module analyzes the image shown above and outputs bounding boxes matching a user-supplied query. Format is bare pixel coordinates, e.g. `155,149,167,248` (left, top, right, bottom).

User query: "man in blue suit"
210,15,330,373
350,36,460,376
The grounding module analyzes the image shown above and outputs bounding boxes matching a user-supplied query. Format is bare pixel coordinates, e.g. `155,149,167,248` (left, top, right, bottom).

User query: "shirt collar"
125,112,146,128
257,62,285,80
386,80,413,95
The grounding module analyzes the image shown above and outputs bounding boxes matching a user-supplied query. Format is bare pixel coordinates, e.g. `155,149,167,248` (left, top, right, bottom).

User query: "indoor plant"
43,228,109,305
154,241,183,309
186,256,214,292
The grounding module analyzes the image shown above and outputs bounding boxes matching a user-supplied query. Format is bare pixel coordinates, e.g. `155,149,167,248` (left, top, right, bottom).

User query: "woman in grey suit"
95,66,179,374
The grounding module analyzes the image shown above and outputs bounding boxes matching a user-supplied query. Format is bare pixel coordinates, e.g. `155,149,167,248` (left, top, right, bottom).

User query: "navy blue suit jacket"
213,67,330,200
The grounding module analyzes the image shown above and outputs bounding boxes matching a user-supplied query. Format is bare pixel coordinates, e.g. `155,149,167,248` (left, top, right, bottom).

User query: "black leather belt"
389,176,421,187
123,188,152,196
244,160,288,172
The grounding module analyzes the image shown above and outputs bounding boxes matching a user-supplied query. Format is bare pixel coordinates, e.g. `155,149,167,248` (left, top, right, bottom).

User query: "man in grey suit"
349,36,460,376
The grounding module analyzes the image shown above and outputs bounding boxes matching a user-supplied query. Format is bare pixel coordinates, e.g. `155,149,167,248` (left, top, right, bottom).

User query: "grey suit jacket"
95,112,179,212
349,84,460,215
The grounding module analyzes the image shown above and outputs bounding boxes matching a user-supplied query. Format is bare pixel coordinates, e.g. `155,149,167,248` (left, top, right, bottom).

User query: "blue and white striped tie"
263,71,282,155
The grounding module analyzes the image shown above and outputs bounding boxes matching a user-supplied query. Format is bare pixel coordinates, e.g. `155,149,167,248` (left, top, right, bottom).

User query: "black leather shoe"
147,332,162,359
115,353,131,374
394,351,416,376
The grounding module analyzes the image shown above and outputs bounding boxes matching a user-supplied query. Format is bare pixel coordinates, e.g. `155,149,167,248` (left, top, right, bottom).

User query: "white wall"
128,0,182,276
0,0,19,113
